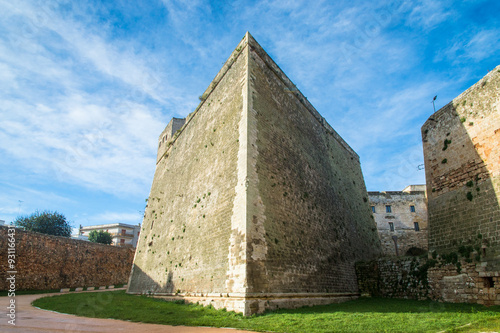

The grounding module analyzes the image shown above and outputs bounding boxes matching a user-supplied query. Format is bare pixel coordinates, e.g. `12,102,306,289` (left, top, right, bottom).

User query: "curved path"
0,292,257,333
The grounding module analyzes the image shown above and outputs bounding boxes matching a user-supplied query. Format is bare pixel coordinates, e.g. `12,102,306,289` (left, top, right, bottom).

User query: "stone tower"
128,32,381,315
422,65,500,269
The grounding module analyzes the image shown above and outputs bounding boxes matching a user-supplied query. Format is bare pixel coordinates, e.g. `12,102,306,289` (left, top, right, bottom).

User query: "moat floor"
0,291,256,333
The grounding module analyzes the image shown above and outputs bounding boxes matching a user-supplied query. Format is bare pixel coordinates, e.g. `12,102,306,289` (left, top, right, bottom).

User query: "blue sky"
1,0,499,229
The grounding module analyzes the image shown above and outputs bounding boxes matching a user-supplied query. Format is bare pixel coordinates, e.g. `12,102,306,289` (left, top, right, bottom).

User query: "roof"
80,223,140,230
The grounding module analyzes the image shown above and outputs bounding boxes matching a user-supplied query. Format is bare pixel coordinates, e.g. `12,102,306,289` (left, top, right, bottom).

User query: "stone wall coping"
0,225,134,252
156,31,360,165
422,64,500,131
368,191,426,196
245,32,359,160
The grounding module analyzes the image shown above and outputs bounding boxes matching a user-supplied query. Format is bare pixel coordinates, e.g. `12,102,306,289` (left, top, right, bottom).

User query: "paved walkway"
0,291,256,332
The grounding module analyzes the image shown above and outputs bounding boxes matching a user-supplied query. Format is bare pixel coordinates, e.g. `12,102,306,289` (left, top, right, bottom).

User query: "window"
483,277,495,288
120,239,125,244
410,205,416,212
388,222,394,232
386,205,392,213
414,222,420,231
121,229,126,235
371,206,376,213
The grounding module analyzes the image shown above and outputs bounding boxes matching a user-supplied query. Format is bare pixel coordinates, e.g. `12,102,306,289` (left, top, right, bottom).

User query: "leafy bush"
14,210,72,237
88,230,113,245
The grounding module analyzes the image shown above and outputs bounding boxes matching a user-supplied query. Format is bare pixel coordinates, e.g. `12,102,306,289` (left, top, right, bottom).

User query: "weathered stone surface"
421,66,500,263
0,226,134,291
357,257,500,305
128,32,381,315
361,66,500,306
369,189,428,257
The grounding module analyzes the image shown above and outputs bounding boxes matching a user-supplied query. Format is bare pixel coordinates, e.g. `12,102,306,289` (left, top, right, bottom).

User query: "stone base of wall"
357,257,500,305
429,260,500,305
129,292,359,315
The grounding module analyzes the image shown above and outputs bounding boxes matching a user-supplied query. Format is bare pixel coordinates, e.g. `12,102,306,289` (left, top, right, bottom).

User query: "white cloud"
437,29,500,64
87,212,143,224
363,142,426,191
0,0,187,200
0,0,498,216
405,0,454,30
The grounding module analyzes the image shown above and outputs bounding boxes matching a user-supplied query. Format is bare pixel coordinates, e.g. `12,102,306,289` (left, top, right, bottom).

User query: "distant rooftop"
368,185,426,195
79,223,140,230
402,185,426,192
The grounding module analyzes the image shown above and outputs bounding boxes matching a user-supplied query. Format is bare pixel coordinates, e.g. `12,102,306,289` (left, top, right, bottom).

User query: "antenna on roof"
431,95,437,113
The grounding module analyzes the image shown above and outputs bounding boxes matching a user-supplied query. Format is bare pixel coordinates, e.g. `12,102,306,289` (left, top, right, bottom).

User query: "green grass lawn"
32,291,500,333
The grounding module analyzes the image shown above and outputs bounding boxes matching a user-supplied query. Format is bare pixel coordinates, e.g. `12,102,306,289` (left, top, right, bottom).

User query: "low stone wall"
357,257,500,305
0,226,134,290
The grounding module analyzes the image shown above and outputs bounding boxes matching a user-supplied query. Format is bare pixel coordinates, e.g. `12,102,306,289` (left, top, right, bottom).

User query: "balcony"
110,232,135,238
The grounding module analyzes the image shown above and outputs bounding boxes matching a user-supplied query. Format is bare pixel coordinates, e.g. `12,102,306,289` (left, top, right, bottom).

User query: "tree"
88,230,113,245
14,210,72,237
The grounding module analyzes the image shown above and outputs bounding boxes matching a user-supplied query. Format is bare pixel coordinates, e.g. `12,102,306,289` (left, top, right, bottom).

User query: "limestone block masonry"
127,32,382,315
369,188,428,257
357,257,500,306
0,226,134,290
421,65,500,272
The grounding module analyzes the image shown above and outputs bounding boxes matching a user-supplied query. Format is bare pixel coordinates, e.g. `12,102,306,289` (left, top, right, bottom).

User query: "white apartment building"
78,223,141,247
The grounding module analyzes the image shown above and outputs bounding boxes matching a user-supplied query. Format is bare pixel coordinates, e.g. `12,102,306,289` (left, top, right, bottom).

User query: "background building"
369,185,428,257
78,223,141,247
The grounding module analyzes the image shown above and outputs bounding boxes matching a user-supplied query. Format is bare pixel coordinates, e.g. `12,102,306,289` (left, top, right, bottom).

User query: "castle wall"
128,39,247,306
357,257,500,305
421,66,500,265
245,36,381,309
369,190,428,256
129,32,381,315
0,226,133,291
